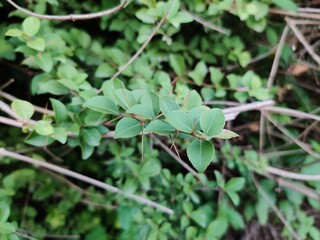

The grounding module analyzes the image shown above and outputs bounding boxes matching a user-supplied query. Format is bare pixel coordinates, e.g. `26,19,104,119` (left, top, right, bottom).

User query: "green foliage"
1,0,319,239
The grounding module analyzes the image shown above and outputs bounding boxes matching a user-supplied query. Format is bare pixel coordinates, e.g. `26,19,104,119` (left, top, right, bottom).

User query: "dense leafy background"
1,0,320,239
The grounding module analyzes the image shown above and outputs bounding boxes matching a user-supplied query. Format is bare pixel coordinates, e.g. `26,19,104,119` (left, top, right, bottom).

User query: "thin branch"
203,100,240,106
5,0,128,21
252,174,300,240
263,112,320,159
0,148,174,215
183,9,230,35
286,17,320,65
0,116,23,127
267,166,320,181
106,0,175,83
223,100,275,119
264,106,320,121
0,90,54,115
0,79,14,91
152,135,200,179
259,111,266,153
0,99,19,119
269,8,320,20
267,26,289,89
298,8,320,14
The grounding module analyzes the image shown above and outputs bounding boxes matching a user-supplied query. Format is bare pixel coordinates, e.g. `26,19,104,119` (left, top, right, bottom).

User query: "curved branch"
6,0,128,21
0,148,174,215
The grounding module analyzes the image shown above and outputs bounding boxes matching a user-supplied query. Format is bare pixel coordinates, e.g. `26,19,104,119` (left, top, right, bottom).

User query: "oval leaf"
50,98,68,124
22,17,40,37
200,108,225,136
114,117,142,138
11,99,35,120
83,96,119,115
126,104,155,119
35,120,54,136
144,120,176,135
166,110,194,133
187,139,215,172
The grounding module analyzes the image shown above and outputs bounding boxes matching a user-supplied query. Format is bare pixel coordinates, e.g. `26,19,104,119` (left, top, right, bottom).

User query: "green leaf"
11,99,35,120
81,128,101,147
200,108,225,136
80,140,94,160
113,89,136,110
0,203,10,223
22,17,40,37
141,92,160,115
57,64,78,80
188,61,207,86
190,205,213,228
209,67,223,85
159,97,180,116
184,90,202,110
38,80,69,95
83,96,119,115
52,127,67,144
144,120,176,135
50,98,68,125
27,37,45,51
226,191,240,205
166,110,194,133
214,170,225,188
187,139,215,172
206,217,228,239
35,120,54,136
5,28,23,37
169,54,186,76
272,0,297,11
126,104,155,119
212,129,239,139
102,79,124,101
95,63,115,78
225,177,245,192
35,53,53,72
58,79,79,92
25,132,54,146
114,117,142,138
139,160,161,178
0,222,16,234
169,12,193,28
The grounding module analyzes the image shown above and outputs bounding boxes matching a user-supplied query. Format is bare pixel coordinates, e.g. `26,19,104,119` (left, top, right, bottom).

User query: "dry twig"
0,148,174,215
5,0,128,21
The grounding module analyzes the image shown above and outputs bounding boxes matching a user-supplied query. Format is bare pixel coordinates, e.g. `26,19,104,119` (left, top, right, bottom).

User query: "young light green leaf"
0,222,16,234
225,177,245,192
166,110,194,133
188,61,207,86
35,120,54,136
11,99,35,120
159,97,180,116
169,54,186,76
206,217,228,239
187,139,215,172
114,117,142,138
83,96,119,115
50,98,68,125
25,132,54,146
214,170,225,188
95,63,116,78
5,28,23,37
52,127,67,144
144,120,176,135
226,191,240,205
200,108,225,136
209,67,223,84
35,53,53,72
22,17,40,37
80,140,94,160
126,104,155,119
26,37,45,52
212,129,239,139
0,203,10,223
271,0,297,11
